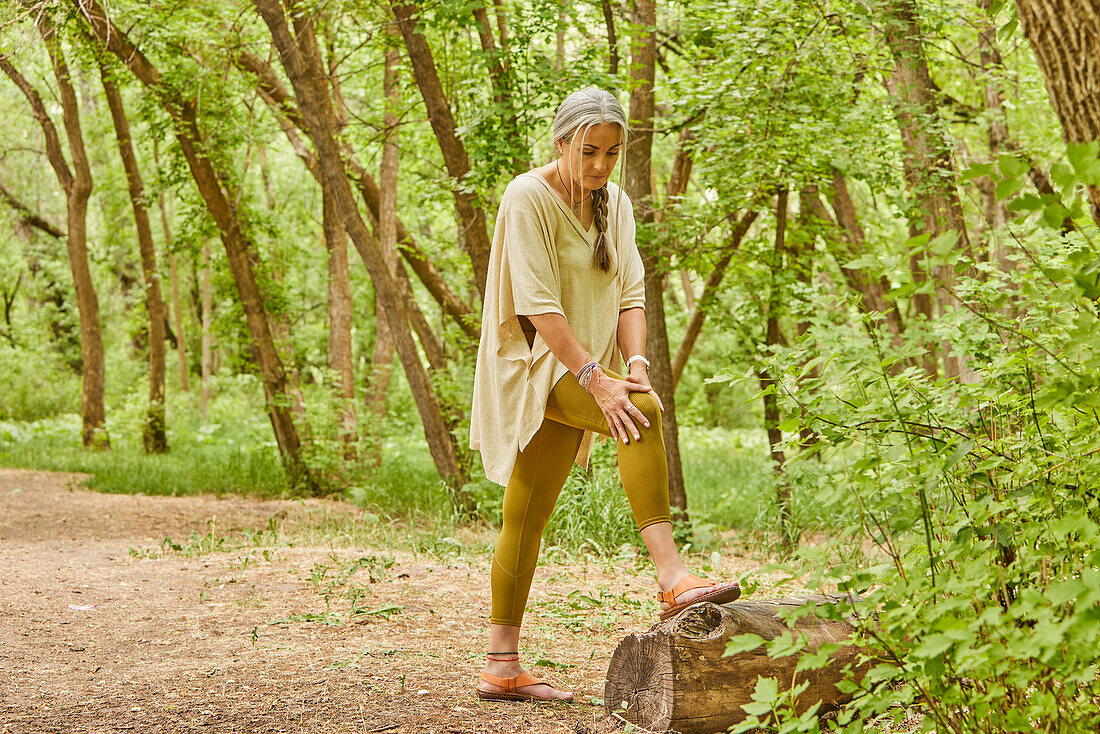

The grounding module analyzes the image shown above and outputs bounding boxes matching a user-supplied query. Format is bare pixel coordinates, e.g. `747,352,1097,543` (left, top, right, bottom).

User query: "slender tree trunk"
153,139,190,392
391,0,492,297
233,48,479,340
2,28,108,449
823,171,908,352
365,38,402,469
323,188,356,459
602,0,619,77
200,243,213,419
977,0,1011,253
73,0,313,483
882,0,973,378
758,189,793,552
671,210,758,388
1015,0,1100,225
101,66,168,453
253,0,466,497
623,0,689,525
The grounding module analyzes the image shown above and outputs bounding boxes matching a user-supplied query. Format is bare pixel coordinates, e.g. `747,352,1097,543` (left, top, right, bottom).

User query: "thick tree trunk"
1016,0,1100,225
391,0,492,298
2,30,108,450
671,210,758,388
73,0,312,482
101,67,168,454
365,40,402,469
604,597,869,734
153,140,190,392
624,0,688,523
883,0,972,378
253,0,467,496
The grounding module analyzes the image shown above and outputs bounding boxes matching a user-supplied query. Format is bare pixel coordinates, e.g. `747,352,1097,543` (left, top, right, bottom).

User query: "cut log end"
604,631,674,732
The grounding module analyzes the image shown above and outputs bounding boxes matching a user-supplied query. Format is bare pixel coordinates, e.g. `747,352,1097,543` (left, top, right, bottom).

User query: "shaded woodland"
2,0,1100,729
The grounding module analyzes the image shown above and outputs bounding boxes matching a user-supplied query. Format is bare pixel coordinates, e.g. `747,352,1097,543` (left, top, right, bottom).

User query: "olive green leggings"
489,370,671,627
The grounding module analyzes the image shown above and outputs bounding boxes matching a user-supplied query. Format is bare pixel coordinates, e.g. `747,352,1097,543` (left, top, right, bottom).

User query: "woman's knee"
629,391,663,432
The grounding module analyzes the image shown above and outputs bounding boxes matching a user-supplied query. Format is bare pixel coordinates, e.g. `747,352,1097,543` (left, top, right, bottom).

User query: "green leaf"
724,633,767,657
995,176,1025,201
998,154,1028,179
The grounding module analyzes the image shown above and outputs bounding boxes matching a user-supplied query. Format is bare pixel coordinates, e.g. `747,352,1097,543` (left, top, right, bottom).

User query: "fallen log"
604,596,870,734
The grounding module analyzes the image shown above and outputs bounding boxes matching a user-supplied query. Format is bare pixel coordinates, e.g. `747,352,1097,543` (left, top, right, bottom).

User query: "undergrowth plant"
727,145,1100,732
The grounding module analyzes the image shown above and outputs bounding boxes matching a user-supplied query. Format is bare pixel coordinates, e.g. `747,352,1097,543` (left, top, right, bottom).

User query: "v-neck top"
470,172,646,485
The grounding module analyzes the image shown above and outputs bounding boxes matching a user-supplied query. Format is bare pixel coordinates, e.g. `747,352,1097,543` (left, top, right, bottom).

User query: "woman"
470,87,740,703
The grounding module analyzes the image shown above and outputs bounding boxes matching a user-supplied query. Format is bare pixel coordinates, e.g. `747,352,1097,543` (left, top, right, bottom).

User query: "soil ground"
0,468,762,734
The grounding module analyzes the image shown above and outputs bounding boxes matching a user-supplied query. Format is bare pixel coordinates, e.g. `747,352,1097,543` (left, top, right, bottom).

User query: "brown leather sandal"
657,574,741,620
476,671,574,703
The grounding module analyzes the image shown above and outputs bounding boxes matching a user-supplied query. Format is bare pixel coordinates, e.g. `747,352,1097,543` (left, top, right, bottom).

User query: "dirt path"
0,469,756,733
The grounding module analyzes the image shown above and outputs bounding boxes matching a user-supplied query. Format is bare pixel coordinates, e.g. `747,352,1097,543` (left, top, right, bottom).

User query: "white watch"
626,354,650,370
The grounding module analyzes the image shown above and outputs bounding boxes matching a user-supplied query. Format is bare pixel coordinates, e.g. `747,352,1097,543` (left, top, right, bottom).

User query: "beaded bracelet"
579,362,604,391
577,361,599,384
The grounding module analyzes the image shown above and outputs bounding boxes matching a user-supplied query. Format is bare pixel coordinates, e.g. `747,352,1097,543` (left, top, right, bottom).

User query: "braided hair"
551,87,628,273
590,185,611,272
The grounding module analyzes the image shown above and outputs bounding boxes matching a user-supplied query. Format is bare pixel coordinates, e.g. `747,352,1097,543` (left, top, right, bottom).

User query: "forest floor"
0,467,771,734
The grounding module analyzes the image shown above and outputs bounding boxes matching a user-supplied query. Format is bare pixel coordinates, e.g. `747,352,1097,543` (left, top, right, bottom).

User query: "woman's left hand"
625,366,664,412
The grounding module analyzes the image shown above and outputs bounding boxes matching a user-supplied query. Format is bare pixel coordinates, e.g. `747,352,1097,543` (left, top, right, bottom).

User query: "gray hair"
552,86,628,147
552,87,627,273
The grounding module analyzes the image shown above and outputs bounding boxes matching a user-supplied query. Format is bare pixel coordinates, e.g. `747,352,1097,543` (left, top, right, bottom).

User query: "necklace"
556,160,591,214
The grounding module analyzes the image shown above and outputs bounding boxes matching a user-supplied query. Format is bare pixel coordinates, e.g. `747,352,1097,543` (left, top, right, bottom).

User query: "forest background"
1,0,1099,730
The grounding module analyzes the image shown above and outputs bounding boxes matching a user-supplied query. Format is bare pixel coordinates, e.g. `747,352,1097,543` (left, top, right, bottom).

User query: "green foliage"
726,149,1100,732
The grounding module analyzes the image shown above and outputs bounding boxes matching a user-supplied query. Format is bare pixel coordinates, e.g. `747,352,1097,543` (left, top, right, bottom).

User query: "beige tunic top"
470,172,646,485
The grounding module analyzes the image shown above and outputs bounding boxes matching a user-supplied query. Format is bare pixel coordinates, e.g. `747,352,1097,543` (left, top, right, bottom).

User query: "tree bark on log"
1015,0,1100,225
604,598,869,734
100,66,168,454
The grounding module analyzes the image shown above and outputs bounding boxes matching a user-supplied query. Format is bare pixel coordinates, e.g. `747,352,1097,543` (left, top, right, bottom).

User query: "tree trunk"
101,66,168,454
72,0,313,482
200,243,214,419
1015,0,1100,225
253,0,467,497
882,0,973,378
153,139,190,393
672,210,758,388
812,172,908,359
232,48,479,341
365,39,402,470
601,0,619,77
758,189,792,552
322,187,356,459
977,0,1011,253
391,0,492,298
624,0,689,524
1,28,108,450
604,597,869,734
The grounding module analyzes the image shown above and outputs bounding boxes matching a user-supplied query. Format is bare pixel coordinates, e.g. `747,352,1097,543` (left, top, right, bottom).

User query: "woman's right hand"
586,371,655,444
